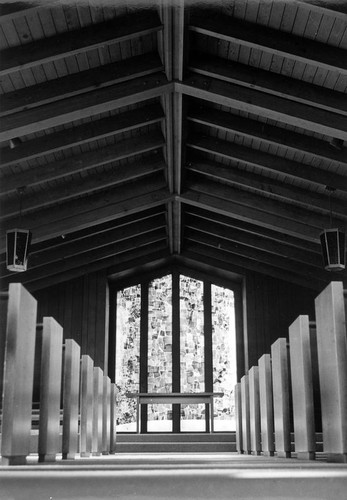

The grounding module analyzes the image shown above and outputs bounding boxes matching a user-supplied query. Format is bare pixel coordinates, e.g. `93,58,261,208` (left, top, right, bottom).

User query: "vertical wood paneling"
34,270,107,370
245,271,316,370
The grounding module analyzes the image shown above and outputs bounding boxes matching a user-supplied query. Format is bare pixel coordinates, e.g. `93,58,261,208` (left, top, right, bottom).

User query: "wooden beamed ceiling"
0,0,346,292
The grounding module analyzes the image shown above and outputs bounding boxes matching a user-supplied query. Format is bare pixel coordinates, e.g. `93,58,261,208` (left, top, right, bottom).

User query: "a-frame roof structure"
0,0,346,292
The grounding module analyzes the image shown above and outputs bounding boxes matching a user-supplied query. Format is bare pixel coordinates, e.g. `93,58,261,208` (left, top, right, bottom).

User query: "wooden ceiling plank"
0,134,165,196
182,245,325,291
0,73,173,141
184,213,322,268
188,105,347,167
0,10,163,76
0,213,166,278
177,76,347,140
185,227,330,282
1,150,165,217
184,204,321,254
0,1,60,22
0,181,171,250
189,53,347,116
292,0,347,21
0,52,164,117
0,102,165,169
186,158,347,217
187,134,347,193
189,11,347,74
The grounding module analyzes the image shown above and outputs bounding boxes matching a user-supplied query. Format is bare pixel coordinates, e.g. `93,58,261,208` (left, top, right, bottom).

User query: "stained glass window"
147,274,172,431
115,285,141,432
180,275,205,431
212,284,237,431
114,273,237,433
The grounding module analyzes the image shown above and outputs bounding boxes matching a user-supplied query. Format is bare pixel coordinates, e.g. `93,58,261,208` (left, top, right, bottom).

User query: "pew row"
235,281,347,463
0,283,116,465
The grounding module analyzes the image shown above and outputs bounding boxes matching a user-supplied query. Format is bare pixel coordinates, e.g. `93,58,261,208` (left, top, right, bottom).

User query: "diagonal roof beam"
187,134,347,193
185,227,331,283
1,228,167,289
0,213,167,279
182,244,325,291
189,53,347,116
177,76,347,140
188,104,347,167
0,10,163,76
189,10,347,75
181,179,345,242
186,158,347,218
0,53,164,117
9,244,171,293
0,177,171,249
1,148,166,217
0,73,173,142
184,204,321,254
185,214,322,268
0,133,165,196
0,102,165,170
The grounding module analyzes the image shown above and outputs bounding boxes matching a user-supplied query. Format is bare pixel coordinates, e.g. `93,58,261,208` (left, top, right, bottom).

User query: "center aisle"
1,453,347,500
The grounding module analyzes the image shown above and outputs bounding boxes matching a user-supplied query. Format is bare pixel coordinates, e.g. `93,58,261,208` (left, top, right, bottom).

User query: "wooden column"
109,383,117,454
92,367,103,456
315,282,347,463
80,355,94,457
249,366,261,455
241,375,251,454
1,284,37,465
62,339,81,460
289,315,315,460
258,354,274,456
271,338,291,458
102,376,111,454
38,317,63,463
235,383,243,453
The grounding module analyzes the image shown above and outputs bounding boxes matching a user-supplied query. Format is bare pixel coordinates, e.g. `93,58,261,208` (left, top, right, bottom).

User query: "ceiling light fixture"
320,187,345,272
6,187,32,272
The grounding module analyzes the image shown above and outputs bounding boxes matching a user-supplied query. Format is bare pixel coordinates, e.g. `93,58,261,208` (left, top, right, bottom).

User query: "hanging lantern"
320,228,345,272
6,228,32,272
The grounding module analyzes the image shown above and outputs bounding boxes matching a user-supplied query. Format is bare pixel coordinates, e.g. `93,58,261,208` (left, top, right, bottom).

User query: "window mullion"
172,271,180,432
140,282,149,433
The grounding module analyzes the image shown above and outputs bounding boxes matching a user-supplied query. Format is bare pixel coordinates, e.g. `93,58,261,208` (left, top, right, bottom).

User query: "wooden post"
315,282,347,463
289,315,315,460
109,383,117,454
235,383,243,453
102,376,111,454
271,338,291,458
92,367,103,456
80,355,94,457
249,366,261,455
1,284,37,465
38,317,63,463
258,354,274,456
241,375,251,454
62,339,81,460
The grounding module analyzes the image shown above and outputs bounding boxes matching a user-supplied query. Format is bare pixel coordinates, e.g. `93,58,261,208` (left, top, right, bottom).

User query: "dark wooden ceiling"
0,0,346,292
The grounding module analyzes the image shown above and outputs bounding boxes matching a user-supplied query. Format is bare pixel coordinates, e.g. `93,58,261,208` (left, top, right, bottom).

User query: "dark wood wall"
244,271,317,371
34,270,108,371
